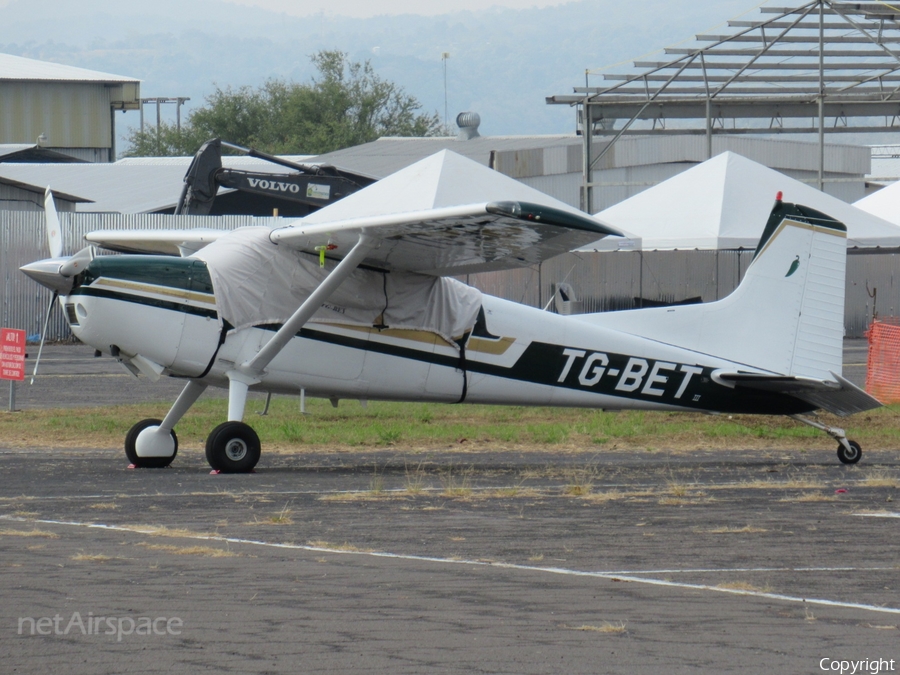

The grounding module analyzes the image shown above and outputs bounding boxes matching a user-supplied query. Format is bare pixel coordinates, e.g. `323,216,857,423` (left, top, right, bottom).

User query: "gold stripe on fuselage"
319,323,516,355
92,278,217,306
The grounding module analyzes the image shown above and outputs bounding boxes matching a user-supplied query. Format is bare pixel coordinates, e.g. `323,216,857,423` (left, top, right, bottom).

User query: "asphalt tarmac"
1,341,897,674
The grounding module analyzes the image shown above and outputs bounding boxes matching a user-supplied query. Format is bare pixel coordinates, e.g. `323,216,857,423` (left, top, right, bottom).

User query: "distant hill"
0,0,752,150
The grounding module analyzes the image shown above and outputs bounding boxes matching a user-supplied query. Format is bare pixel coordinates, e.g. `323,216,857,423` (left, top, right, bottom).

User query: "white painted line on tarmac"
854,512,900,519
4,514,899,616
605,566,899,575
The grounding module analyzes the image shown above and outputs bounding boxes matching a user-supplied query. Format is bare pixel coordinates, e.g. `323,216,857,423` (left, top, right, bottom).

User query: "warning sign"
1,328,26,381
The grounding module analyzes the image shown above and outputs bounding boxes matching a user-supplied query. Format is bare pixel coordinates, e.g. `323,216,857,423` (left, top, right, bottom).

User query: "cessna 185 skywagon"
21,150,880,472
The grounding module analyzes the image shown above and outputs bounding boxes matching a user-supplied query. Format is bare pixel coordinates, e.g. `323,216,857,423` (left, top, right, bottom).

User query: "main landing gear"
790,414,862,465
205,421,261,473
122,378,264,473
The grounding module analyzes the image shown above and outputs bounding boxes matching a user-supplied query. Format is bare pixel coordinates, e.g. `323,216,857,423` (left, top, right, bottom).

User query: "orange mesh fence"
866,318,900,403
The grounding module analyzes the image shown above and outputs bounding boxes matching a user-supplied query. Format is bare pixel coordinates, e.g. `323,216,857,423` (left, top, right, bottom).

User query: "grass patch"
565,622,628,634
702,525,768,534
717,581,774,593
70,553,112,562
4,399,900,452
89,502,119,510
440,466,473,498
0,528,58,538
266,503,294,525
860,469,900,488
306,540,373,553
563,465,596,496
779,492,836,503
114,525,212,539
136,543,237,557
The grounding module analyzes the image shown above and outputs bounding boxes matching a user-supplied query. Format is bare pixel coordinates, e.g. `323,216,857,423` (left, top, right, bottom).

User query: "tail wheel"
125,418,178,469
206,421,261,473
837,440,862,465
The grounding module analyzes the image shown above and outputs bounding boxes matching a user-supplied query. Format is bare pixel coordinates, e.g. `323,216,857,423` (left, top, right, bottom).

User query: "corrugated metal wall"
1,212,892,341
471,248,890,338
0,82,112,149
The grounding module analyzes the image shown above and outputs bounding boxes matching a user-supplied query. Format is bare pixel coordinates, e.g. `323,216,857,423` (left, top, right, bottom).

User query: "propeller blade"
44,187,63,259
30,291,57,384
59,246,93,277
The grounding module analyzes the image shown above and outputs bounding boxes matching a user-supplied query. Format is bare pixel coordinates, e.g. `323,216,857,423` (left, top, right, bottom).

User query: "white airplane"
20,150,880,472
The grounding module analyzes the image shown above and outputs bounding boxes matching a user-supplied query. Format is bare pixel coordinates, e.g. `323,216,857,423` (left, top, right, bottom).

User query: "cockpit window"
77,256,213,294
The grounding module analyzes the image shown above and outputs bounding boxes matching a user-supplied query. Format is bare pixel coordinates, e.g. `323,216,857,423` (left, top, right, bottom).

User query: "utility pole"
442,53,450,134
139,97,191,153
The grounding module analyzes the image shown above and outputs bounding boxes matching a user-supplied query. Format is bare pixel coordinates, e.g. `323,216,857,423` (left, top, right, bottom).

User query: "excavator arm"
174,138,374,216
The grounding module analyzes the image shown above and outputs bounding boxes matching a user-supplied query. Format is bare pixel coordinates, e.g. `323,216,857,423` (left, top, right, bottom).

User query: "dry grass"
115,524,212,539
779,491,836,503
565,622,628,634
306,539,374,553
267,503,294,525
405,463,427,494
89,502,119,510
440,467,473,498
563,466,597,497
70,553,112,562
319,490,403,502
0,528,58,538
702,525,768,534
779,476,828,489
860,469,900,488
717,581,774,593
580,489,622,503
137,543,237,557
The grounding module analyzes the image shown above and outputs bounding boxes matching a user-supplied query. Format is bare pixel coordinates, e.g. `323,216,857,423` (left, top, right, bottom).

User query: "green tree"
122,50,441,157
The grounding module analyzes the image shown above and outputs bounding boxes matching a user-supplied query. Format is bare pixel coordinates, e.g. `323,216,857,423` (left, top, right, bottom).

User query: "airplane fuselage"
65,255,813,417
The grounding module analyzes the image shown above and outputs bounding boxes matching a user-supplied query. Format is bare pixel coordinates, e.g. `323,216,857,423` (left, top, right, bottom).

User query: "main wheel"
205,421,261,473
125,418,178,469
837,440,862,465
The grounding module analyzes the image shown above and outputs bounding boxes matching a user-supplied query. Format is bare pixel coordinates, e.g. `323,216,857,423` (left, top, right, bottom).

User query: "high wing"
717,372,881,416
83,201,621,273
84,229,227,257
269,201,622,276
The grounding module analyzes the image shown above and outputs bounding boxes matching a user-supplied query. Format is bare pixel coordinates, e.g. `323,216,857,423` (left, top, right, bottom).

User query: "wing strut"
224,233,377,421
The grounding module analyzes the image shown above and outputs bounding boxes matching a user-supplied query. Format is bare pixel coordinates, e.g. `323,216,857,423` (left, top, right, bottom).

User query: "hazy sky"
222,0,573,17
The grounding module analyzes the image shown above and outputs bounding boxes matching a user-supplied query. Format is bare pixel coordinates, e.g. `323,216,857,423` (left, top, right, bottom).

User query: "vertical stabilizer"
583,199,847,379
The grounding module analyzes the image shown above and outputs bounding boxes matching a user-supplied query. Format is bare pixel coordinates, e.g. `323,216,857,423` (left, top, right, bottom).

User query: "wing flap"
85,229,227,257
719,372,882,417
270,201,622,276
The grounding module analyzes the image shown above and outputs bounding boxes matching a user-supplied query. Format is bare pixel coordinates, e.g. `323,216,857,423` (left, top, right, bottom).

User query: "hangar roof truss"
548,1,900,136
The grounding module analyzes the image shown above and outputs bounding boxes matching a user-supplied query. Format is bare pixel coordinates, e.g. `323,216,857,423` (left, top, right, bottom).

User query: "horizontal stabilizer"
718,372,881,417
85,229,227,256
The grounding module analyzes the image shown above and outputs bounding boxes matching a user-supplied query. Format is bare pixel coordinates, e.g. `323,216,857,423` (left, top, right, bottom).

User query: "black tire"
205,421,261,473
124,418,178,469
837,440,862,465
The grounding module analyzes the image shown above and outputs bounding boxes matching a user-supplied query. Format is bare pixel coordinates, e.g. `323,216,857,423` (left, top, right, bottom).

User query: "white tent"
583,151,900,252
854,181,900,226
300,147,599,225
